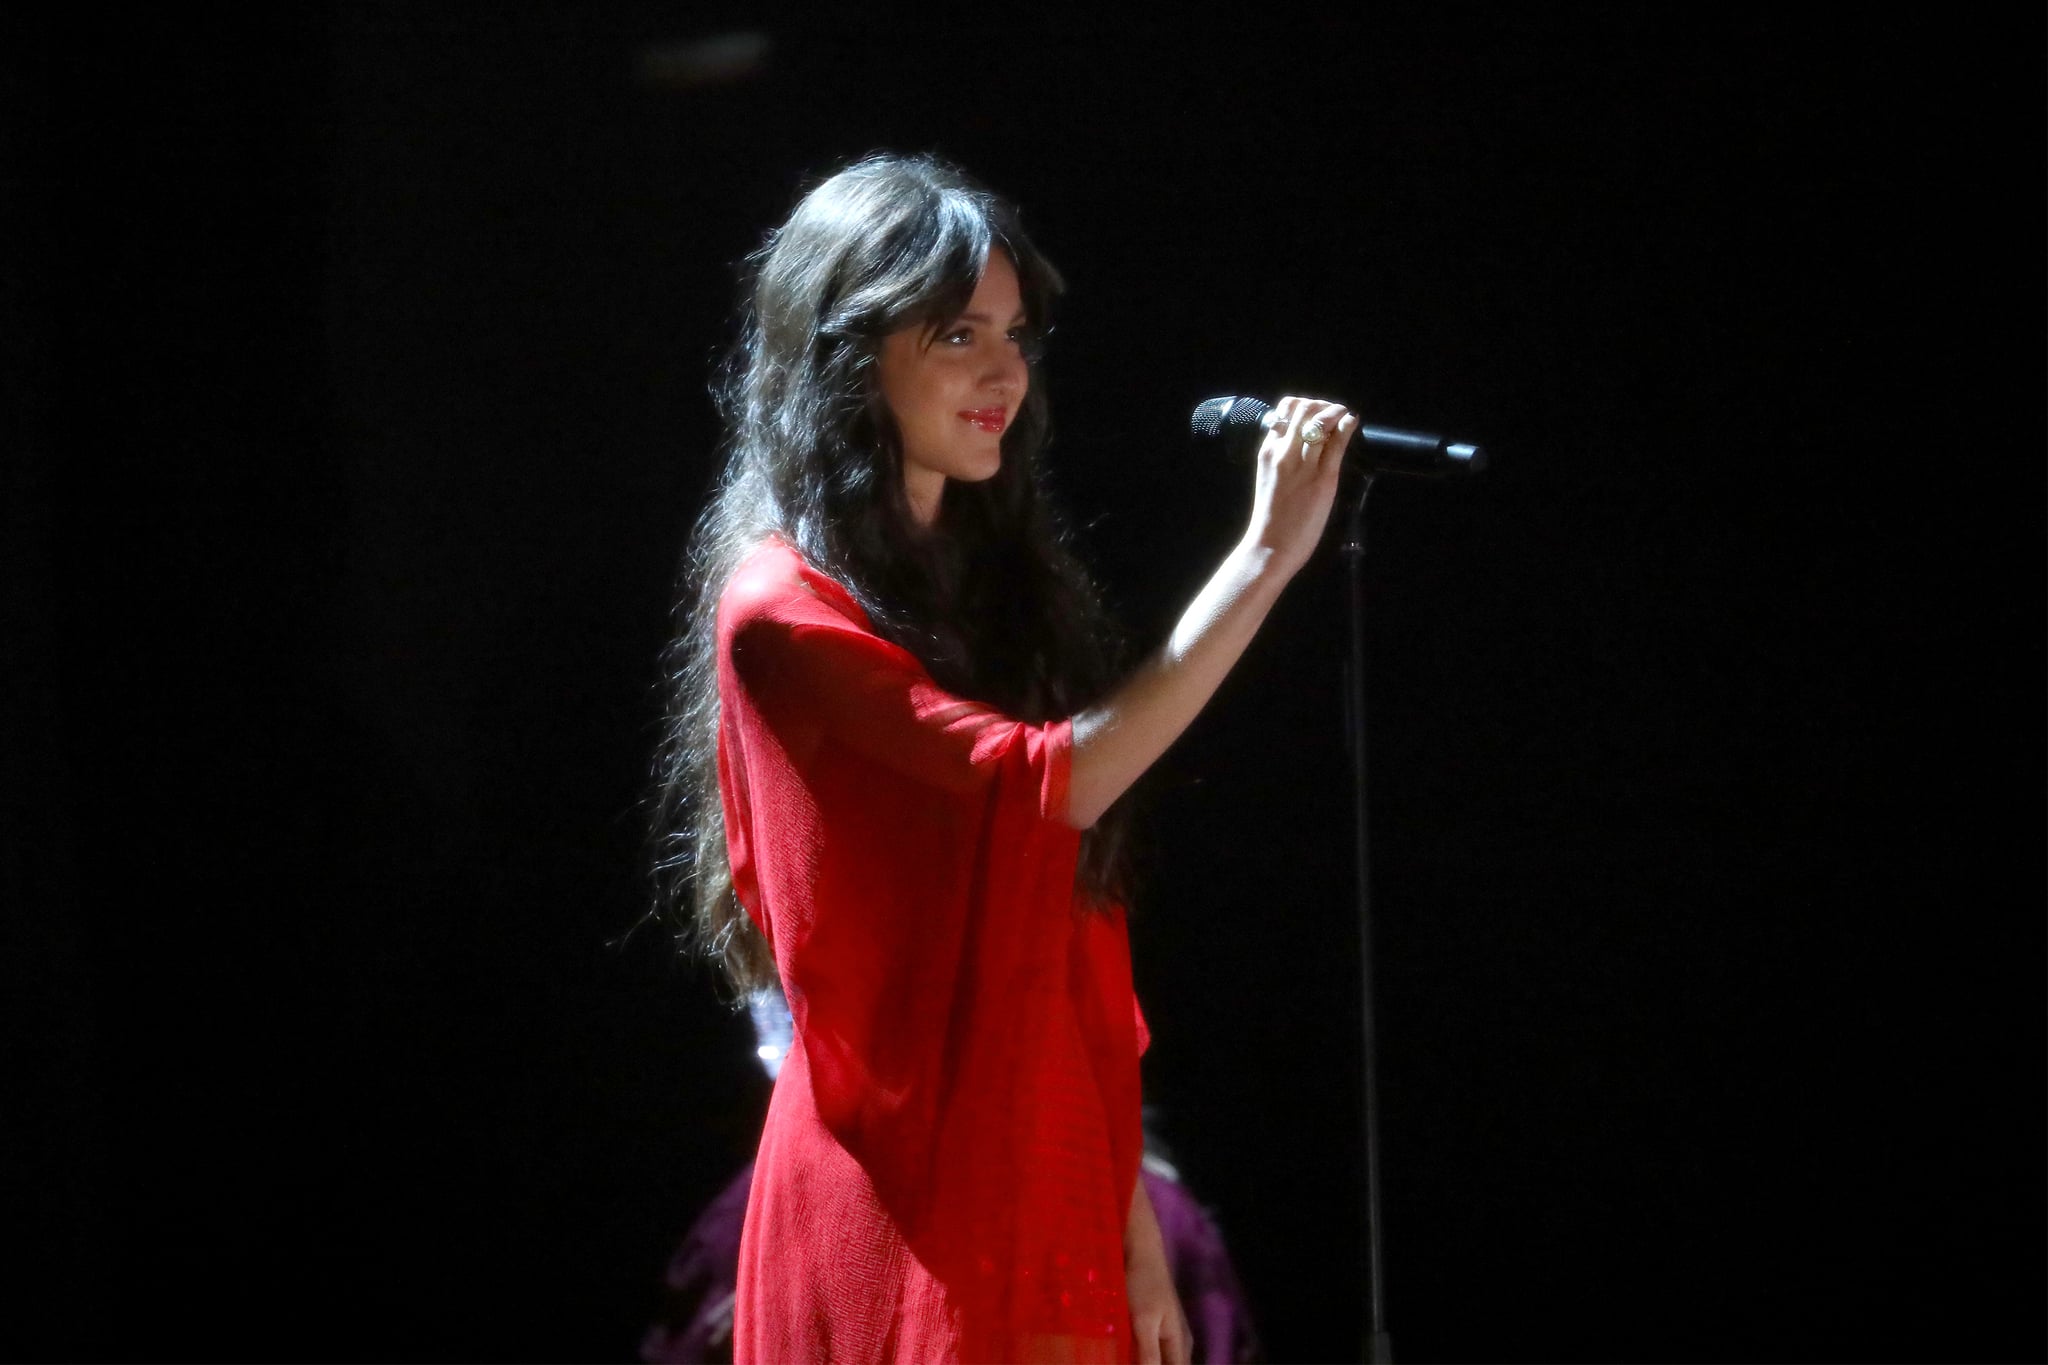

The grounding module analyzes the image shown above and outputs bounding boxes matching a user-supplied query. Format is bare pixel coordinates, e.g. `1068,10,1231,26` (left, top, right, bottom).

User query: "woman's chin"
947,450,1003,484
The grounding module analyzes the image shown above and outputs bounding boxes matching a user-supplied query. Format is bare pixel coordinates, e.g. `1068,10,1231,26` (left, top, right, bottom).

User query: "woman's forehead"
960,250,1025,317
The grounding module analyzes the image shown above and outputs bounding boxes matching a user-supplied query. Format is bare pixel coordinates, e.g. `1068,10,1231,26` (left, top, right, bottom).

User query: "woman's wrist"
1228,517,1310,589
1226,532,1293,594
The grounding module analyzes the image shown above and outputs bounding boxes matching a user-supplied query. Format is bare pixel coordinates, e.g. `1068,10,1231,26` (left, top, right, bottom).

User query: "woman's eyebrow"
953,309,1032,324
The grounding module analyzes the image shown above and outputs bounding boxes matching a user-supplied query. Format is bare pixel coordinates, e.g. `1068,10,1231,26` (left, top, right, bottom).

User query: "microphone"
1189,395,1487,477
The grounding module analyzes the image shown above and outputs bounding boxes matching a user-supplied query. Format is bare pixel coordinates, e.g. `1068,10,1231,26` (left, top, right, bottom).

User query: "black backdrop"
9,5,2042,1361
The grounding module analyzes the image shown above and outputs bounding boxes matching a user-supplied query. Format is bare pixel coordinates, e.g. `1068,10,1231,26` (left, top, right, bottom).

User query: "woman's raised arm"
1064,395,1357,830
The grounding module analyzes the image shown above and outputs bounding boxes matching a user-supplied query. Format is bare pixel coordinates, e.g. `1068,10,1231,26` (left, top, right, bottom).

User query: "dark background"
8,5,2041,1361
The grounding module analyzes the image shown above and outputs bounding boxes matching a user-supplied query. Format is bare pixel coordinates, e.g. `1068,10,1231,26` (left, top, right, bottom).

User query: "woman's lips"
958,407,1007,434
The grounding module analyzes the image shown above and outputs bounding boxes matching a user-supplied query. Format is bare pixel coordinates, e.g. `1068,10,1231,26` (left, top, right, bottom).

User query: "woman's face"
876,248,1030,527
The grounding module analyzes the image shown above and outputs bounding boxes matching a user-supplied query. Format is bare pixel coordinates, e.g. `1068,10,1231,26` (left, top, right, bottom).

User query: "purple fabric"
1141,1164,1265,1364
639,1164,751,1365
642,1160,1262,1364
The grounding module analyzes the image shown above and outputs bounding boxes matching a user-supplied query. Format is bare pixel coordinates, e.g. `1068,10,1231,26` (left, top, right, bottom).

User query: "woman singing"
648,151,1357,1365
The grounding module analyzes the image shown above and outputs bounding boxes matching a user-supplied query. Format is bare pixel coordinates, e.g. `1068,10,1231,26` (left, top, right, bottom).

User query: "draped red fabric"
718,535,1152,1364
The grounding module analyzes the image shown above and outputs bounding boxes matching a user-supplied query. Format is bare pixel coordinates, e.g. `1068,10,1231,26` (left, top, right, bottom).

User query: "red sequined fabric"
717,536,1151,1364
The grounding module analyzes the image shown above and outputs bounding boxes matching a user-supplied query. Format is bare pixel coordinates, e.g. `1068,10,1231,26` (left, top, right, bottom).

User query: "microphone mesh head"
1189,396,1235,442
1190,396,1277,457
1222,396,1274,446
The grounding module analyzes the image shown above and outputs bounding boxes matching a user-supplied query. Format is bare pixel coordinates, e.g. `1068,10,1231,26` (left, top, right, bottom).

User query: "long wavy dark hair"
646,151,1143,1005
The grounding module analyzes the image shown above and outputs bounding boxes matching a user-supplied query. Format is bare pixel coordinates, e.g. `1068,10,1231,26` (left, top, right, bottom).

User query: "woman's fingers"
1135,1316,1162,1365
1262,394,1303,461
1133,1304,1193,1365
1319,407,1359,477
1303,400,1352,462
1165,1317,1190,1365
1269,395,1356,468
1244,392,1359,574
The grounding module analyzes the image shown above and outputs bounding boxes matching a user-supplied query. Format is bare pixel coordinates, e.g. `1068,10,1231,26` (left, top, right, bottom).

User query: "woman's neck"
904,468,946,529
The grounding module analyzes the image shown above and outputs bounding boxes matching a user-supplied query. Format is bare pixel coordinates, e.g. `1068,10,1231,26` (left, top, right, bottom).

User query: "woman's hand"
1127,1252,1191,1365
1126,1179,1192,1365
1243,394,1359,579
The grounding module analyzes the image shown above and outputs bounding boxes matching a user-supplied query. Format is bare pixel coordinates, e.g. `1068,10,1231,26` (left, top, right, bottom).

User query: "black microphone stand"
1340,468,1394,1365
1190,393,1480,1363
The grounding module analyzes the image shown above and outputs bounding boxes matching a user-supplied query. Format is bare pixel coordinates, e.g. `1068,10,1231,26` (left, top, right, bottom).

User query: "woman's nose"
981,341,1026,389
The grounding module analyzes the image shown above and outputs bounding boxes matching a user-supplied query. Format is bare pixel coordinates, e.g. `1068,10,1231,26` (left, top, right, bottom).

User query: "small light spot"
756,1044,782,1062
636,32,772,89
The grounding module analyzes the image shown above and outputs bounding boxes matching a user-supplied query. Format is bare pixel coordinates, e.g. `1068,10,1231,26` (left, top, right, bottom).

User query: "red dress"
716,535,1152,1364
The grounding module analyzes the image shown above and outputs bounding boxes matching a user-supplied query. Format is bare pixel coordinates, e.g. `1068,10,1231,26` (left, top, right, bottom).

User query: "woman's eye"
938,324,1047,359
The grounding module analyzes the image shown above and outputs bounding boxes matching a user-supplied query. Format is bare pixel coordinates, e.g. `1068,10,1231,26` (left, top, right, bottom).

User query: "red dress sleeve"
718,538,1148,1363
720,547,1073,821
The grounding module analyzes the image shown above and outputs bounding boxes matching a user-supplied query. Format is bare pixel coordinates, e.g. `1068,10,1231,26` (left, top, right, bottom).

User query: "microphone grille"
1189,396,1235,442
1190,395,1276,448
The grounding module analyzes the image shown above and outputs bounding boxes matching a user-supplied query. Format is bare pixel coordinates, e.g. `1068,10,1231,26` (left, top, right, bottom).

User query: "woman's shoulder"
720,533,869,635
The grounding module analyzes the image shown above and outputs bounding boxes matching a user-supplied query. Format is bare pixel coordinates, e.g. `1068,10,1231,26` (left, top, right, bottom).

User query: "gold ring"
1300,419,1327,446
